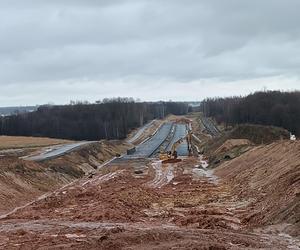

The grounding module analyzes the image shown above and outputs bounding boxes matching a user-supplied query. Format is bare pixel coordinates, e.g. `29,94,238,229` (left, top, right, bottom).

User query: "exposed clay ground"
0,140,130,216
0,147,299,249
215,140,300,237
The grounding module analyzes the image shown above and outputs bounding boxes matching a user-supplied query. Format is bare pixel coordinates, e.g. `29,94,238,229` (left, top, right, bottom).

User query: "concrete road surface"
24,141,94,162
123,122,173,159
166,124,189,156
124,122,189,159
127,120,155,143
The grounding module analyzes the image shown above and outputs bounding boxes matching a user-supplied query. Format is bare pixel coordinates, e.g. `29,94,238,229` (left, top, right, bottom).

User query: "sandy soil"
0,150,298,249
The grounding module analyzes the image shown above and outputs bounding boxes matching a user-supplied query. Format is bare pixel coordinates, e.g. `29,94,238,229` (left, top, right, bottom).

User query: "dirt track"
0,152,299,249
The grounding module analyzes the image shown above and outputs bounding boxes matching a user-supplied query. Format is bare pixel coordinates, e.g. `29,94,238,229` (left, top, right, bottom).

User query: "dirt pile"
205,124,290,153
215,140,300,236
50,140,130,171
203,124,290,167
207,139,253,167
214,139,251,154
0,157,71,214
230,124,290,144
0,140,130,216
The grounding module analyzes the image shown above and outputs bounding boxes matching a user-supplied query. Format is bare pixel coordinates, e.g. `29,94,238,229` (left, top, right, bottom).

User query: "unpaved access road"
0,156,298,249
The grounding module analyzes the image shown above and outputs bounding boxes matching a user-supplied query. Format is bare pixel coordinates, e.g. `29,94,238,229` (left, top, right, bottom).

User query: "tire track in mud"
147,161,175,188
82,170,124,187
192,155,219,184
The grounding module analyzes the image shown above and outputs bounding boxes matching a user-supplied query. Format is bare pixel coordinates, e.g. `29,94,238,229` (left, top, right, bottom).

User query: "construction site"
2,0,300,248
0,114,299,249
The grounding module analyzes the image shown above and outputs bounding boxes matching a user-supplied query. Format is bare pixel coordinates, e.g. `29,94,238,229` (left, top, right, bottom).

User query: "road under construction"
0,116,299,249
123,121,191,160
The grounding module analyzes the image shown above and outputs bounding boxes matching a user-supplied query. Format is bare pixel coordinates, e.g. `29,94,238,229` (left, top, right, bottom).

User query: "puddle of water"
65,233,86,238
166,166,174,183
147,161,174,188
193,155,218,184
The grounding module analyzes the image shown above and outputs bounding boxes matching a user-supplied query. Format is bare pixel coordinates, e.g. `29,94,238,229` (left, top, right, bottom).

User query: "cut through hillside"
215,140,300,236
0,140,130,216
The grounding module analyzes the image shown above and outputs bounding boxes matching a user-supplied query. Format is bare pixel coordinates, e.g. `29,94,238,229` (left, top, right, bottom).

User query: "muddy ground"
0,144,299,249
0,116,299,249
0,140,130,216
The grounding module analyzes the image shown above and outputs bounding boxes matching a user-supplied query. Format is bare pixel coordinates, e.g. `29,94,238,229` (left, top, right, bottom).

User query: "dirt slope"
215,140,300,236
0,140,130,216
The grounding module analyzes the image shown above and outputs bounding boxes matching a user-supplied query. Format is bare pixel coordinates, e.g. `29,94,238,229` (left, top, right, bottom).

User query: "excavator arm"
160,129,193,163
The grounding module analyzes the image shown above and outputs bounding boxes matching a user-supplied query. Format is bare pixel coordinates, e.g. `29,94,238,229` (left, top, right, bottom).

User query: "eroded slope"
215,140,300,236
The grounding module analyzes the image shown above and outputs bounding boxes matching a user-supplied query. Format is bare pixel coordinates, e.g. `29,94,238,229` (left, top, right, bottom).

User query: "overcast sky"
1,0,300,106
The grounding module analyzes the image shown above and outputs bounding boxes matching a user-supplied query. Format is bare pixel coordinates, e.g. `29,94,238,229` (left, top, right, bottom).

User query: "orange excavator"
159,130,193,164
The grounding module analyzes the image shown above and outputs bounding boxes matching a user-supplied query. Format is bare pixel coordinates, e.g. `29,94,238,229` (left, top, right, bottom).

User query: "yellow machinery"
159,130,193,164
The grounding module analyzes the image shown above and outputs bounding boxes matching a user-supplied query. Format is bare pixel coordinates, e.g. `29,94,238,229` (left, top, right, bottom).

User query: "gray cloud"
0,0,300,105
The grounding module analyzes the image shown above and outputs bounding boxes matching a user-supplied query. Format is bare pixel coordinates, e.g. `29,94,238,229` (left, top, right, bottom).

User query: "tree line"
0,98,189,140
200,91,300,136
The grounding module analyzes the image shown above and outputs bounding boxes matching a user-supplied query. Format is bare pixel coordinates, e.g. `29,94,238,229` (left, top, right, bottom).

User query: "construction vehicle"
290,133,296,141
159,130,193,164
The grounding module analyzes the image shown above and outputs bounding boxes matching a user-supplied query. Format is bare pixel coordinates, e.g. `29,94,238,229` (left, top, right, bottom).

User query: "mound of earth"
230,124,290,144
215,140,300,236
207,139,253,167
203,124,290,166
0,157,71,214
214,139,252,154
0,140,130,216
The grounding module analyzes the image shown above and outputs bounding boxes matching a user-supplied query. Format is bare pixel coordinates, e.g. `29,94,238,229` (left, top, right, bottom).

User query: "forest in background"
200,91,300,136
0,98,188,140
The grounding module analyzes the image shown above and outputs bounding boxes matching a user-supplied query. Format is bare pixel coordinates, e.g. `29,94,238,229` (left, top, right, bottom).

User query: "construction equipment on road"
159,130,193,164
290,133,296,141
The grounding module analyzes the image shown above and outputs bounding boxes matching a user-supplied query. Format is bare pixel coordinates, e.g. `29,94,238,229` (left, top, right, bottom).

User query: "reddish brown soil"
0,145,299,249
215,140,300,237
0,156,73,214
0,140,130,216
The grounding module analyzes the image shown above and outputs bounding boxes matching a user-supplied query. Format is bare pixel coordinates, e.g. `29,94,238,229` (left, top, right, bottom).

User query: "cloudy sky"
1,0,300,106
